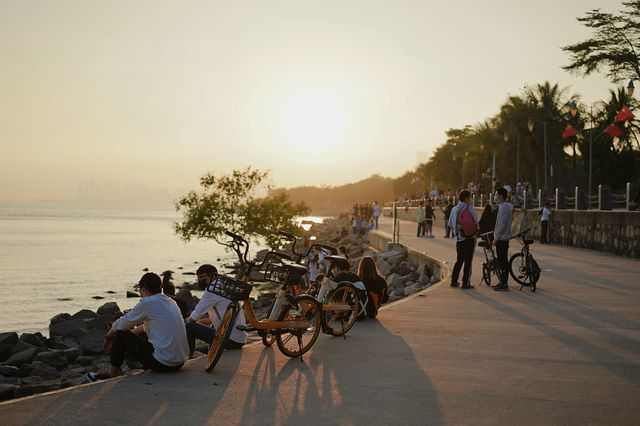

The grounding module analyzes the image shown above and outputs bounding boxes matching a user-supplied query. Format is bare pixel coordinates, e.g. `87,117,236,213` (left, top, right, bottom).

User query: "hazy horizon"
1,0,623,204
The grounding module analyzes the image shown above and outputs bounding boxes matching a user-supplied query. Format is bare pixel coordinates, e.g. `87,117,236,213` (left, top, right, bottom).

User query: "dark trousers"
452,238,475,284
185,321,244,353
444,220,451,237
110,330,183,372
374,216,379,229
417,221,426,237
541,220,549,243
495,240,509,284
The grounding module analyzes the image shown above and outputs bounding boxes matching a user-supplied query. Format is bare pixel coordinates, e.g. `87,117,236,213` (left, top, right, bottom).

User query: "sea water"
0,201,241,335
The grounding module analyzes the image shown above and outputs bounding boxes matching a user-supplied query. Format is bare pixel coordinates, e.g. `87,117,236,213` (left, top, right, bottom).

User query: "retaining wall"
383,206,640,259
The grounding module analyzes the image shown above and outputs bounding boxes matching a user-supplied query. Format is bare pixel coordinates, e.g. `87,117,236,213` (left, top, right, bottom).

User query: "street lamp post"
527,118,548,191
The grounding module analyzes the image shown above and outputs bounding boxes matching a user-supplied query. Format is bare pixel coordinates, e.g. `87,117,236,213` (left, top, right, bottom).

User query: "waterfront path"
1,217,639,425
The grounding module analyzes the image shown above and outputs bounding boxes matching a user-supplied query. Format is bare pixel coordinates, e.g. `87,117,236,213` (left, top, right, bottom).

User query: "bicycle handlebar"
277,229,335,259
224,229,290,268
510,228,532,240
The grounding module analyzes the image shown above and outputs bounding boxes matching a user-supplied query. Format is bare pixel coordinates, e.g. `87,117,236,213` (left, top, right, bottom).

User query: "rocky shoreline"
0,217,437,402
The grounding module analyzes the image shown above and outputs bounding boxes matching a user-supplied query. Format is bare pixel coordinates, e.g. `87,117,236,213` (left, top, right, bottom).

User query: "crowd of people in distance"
350,201,381,236
104,251,389,379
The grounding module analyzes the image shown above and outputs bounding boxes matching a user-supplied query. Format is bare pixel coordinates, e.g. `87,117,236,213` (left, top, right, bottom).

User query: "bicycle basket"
208,275,252,301
264,263,291,284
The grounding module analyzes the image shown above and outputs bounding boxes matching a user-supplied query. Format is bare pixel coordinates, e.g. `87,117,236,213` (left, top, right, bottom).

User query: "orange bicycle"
205,231,322,372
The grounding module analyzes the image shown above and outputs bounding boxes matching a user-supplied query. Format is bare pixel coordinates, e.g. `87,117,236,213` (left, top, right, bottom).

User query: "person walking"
416,201,426,237
443,199,454,238
424,200,435,237
493,188,514,291
448,190,478,289
539,203,552,244
372,201,381,229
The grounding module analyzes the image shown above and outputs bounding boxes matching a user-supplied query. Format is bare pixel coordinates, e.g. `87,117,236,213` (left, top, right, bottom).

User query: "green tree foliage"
174,167,308,261
562,1,640,83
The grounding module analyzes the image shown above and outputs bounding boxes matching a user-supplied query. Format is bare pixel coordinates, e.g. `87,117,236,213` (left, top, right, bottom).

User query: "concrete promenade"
1,217,639,425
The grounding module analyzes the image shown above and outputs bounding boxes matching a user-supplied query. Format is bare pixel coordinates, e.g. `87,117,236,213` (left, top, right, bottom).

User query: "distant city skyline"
0,0,623,204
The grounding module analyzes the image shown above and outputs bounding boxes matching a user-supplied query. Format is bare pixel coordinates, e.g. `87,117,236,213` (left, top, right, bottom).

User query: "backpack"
457,205,477,238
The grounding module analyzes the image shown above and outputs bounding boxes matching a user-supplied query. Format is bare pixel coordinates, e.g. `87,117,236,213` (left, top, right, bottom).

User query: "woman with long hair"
357,256,388,318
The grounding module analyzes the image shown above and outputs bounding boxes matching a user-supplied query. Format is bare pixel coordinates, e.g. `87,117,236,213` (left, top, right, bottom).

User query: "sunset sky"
0,0,622,203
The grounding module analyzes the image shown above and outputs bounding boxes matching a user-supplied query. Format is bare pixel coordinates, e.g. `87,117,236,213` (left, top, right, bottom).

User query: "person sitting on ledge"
105,272,189,378
184,264,247,358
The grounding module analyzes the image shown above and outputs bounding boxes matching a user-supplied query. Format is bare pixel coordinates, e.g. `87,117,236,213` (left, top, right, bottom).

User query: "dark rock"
34,350,69,369
76,356,95,366
21,375,44,384
0,376,19,385
0,332,19,361
19,333,47,348
14,384,55,398
182,272,195,275
79,330,106,355
62,347,82,363
2,346,41,366
57,297,73,301
50,317,107,339
175,288,198,310
126,291,140,298
92,296,105,300
97,302,121,317
105,290,116,294
0,384,17,400
0,365,21,377
142,267,149,271
71,309,100,321
62,366,93,379
161,270,174,276
50,313,72,325
48,337,79,350
29,361,59,379
14,385,34,398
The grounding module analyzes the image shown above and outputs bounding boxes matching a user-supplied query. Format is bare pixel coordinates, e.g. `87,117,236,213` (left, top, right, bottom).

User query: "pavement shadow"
238,320,443,425
463,290,640,386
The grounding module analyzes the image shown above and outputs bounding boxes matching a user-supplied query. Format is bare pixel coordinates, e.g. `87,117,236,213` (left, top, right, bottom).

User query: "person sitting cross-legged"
105,272,189,378
184,264,247,358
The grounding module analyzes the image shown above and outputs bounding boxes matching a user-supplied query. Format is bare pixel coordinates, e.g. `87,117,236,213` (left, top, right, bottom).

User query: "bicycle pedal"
236,325,257,332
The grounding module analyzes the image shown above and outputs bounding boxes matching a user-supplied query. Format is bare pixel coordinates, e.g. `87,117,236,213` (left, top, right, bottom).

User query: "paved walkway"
1,217,639,425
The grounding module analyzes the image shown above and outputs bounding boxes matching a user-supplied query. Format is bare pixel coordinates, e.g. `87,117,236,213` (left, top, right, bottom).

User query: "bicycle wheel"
529,257,540,292
206,302,238,372
324,282,359,337
481,263,492,286
508,253,540,288
275,295,321,358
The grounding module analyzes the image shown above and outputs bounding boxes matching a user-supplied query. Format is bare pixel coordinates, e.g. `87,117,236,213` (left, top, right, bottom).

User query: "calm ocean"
0,201,242,335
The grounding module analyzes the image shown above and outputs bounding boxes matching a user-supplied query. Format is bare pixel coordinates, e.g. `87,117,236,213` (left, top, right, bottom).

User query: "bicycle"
205,231,323,372
263,231,360,341
477,231,499,287
508,228,541,292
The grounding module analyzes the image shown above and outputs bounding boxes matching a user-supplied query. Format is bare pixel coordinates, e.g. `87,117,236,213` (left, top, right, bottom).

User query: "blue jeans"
185,321,243,354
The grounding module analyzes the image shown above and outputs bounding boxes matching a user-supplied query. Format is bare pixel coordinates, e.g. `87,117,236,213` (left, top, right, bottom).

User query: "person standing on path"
539,203,552,244
448,190,478,289
493,188,514,291
424,200,435,237
442,199,453,238
372,201,380,230
417,201,426,237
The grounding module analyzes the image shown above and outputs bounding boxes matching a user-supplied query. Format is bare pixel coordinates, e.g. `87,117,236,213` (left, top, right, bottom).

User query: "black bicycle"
508,228,541,292
477,231,499,286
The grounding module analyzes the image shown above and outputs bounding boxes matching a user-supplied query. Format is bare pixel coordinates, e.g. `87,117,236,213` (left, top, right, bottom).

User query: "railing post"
538,189,542,209
392,202,398,244
480,194,484,207
575,186,579,210
472,194,476,207
555,188,559,210
627,182,631,211
598,184,603,210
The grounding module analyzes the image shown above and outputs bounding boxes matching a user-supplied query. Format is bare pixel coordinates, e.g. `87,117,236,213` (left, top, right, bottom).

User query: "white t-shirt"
112,293,189,366
541,207,552,221
189,285,247,344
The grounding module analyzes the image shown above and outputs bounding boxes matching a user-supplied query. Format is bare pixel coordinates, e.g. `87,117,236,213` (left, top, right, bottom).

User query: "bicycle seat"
524,239,534,245
477,241,488,248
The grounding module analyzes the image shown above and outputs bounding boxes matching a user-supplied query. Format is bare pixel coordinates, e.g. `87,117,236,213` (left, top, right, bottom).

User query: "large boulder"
0,332,18,361
49,313,72,326
0,365,21,377
33,350,69,370
97,302,121,317
71,310,100,321
19,333,47,348
403,282,421,297
391,274,412,289
62,347,82,363
78,330,106,355
0,376,19,385
376,258,393,277
175,288,199,311
0,384,17,401
48,336,79,350
126,291,140,298
28,361,59,380
49,317,107,339
1,346,41,366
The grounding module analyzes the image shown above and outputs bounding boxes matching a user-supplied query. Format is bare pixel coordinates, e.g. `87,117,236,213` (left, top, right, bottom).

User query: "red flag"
614,105,635,123
562,124,578,139
604,124,623,138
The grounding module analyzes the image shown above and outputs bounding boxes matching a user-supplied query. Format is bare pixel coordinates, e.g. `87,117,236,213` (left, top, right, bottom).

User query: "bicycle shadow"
237,320,443,425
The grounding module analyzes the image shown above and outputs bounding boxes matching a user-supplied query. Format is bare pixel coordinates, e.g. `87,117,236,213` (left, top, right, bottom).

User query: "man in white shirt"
185,264,247,358
493,188,514,291
106,272,189,377
539,203,552,244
